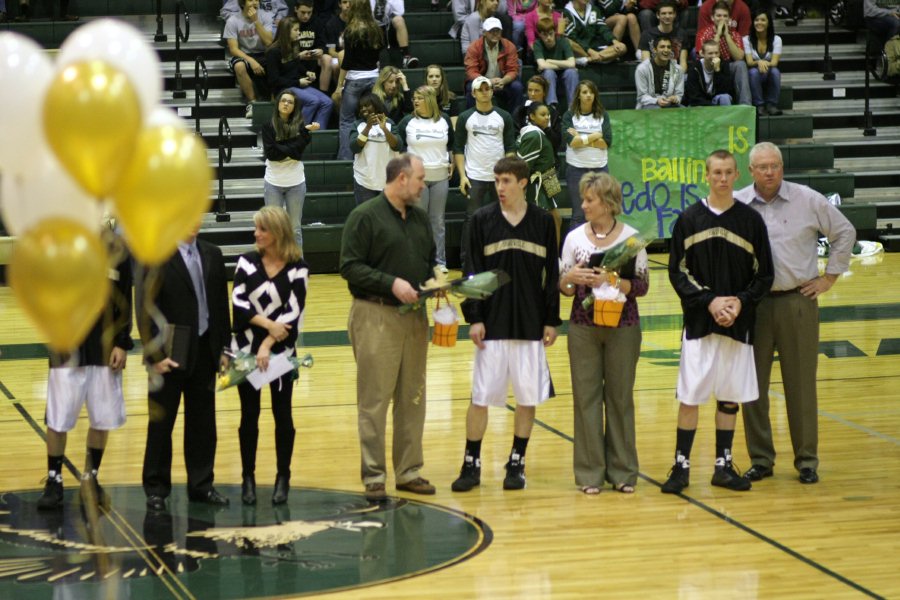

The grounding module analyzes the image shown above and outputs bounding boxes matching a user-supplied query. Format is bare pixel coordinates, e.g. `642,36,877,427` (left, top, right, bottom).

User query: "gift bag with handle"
432,294,459,347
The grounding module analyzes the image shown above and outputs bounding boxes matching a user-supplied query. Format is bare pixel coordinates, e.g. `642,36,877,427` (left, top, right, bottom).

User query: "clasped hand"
709,296,741,327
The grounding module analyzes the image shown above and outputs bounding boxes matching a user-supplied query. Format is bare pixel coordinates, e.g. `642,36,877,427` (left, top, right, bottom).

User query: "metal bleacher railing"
216,117,233,223
171,1,191,100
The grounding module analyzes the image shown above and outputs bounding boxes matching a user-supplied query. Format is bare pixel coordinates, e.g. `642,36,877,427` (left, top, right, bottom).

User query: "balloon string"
136,263,169,393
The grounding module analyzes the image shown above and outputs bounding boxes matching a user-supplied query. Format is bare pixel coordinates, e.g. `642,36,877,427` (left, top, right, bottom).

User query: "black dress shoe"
799,468,819,484
272,475,290,505
146,495,167,511
191,489,230,506
242,475,257,505
743,464,774,481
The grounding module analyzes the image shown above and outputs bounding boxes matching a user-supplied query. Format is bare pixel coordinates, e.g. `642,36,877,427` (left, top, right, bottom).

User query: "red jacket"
464,36,520,82
697,0,751,37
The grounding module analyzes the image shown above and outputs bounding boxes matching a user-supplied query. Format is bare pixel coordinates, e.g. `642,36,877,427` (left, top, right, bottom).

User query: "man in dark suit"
138,226,231,511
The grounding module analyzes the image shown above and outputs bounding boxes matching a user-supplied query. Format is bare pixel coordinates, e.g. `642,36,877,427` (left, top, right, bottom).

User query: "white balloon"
57,18,162,121
0,33,54,176
0,155,103,236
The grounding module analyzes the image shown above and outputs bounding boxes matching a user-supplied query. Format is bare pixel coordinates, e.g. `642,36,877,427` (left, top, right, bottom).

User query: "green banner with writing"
607,105,756,239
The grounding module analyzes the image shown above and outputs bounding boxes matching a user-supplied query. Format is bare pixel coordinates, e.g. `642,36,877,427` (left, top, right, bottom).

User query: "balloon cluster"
0,20,213,352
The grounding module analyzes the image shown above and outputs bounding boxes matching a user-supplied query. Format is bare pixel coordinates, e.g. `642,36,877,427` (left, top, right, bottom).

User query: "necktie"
185,246,209,336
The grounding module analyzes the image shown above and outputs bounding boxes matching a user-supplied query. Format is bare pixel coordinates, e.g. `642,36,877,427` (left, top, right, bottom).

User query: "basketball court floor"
0,250,897,599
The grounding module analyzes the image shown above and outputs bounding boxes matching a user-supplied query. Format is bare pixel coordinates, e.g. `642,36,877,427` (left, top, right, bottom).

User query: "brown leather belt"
769,287,801,297
357,295,401,307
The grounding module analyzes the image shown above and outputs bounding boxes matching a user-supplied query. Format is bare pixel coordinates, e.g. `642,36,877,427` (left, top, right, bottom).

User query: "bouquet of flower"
400,268,511,313
581,226,655,310
217,350,313,391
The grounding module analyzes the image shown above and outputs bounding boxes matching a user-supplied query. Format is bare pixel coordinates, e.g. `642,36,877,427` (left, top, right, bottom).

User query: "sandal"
580,485,601,495
613,483,635,494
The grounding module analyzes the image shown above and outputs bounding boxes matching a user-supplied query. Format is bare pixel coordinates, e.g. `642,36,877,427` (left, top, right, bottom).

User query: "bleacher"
2,0,898,274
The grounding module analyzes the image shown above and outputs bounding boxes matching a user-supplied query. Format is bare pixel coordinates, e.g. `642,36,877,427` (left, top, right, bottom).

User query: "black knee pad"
717,401,739,415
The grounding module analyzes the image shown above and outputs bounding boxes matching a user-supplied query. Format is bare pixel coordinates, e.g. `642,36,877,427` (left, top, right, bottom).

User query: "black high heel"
272,474,290,505
241,475,256,506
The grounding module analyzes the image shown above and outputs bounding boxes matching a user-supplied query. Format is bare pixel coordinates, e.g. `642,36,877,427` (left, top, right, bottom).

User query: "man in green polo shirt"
340,153,437,502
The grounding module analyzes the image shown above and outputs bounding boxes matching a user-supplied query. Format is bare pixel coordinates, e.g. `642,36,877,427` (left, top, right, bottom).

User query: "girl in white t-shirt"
743,12,783,116
262,90,320,249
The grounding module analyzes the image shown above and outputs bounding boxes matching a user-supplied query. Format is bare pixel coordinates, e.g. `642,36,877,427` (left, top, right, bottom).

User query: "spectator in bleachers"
426,64,460,124
597,0,641,57
563,0,628,65
684,39,735,106
370,0,419,68
464,17,524,111
11,0,77,21
513,75,562,151
267,17,335,129
460,0,513,55
454,76,516,264
262,90,320,249
222,0,287,28
532,19,579,110
524,0,563,50
294,0,336,92
225,0,275,119
351,94,403,204
373,66,414,128
334,0,384,160
635,35,684,108
637,0,688,32
864,0,900,44
517,102,563,247
639,0,689,72
695,1,751,104
450,0,509,40
313,0,338,26
397,86,455,272
697,0,751,38
744,11,782,116
561,80,612,229
324,0,351,74
507,0,539,49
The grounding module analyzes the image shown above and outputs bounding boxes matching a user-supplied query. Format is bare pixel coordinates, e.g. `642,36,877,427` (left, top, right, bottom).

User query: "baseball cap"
471,75,492,89
482,17,502,31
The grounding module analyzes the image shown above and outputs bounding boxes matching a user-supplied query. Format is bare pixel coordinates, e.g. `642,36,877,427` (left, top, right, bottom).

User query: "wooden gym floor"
0,251,898,599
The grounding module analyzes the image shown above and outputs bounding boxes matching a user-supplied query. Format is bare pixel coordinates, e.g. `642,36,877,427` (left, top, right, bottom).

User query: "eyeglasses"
751,163,782,173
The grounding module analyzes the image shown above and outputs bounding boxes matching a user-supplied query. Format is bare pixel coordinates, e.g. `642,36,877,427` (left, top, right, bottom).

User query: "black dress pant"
142,337,218,499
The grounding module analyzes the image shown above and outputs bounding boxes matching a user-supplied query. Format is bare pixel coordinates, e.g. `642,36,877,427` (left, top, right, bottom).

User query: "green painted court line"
2,303,899,361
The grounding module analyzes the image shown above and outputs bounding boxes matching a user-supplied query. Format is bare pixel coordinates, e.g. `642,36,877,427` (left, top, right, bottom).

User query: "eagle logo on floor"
0,485,491,599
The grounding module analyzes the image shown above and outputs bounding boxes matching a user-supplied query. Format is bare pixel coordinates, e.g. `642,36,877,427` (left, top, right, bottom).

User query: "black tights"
238,374,296,479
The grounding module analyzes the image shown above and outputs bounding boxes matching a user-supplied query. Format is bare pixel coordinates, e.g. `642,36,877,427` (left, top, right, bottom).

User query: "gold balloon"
9,218,110,353
43,60,142,198
112,124,213,265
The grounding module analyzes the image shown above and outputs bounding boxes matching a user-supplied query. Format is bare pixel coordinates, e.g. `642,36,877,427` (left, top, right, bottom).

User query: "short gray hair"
749,142,783,166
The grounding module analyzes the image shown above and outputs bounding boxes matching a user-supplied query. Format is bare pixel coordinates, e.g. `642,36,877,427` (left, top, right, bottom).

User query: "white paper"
245,352,295,390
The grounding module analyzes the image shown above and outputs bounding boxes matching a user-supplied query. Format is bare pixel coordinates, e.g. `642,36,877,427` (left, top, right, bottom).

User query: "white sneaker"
402,55,419,68
635,49,642,61
245,103,253,119
438,264,449,274
575,57,588,67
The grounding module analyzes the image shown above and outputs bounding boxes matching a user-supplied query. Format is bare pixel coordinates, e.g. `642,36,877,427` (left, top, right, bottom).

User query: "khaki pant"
568,323,642,488
743,293,820,471
348,299,428,485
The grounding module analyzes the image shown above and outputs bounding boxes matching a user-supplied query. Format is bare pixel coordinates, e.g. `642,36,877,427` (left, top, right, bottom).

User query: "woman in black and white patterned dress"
231,206,309,506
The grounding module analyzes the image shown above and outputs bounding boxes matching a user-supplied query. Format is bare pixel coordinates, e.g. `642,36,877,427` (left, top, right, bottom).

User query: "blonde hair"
413,85,441,121
579,171,623,217
254,206,302,262
372,66,403,113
